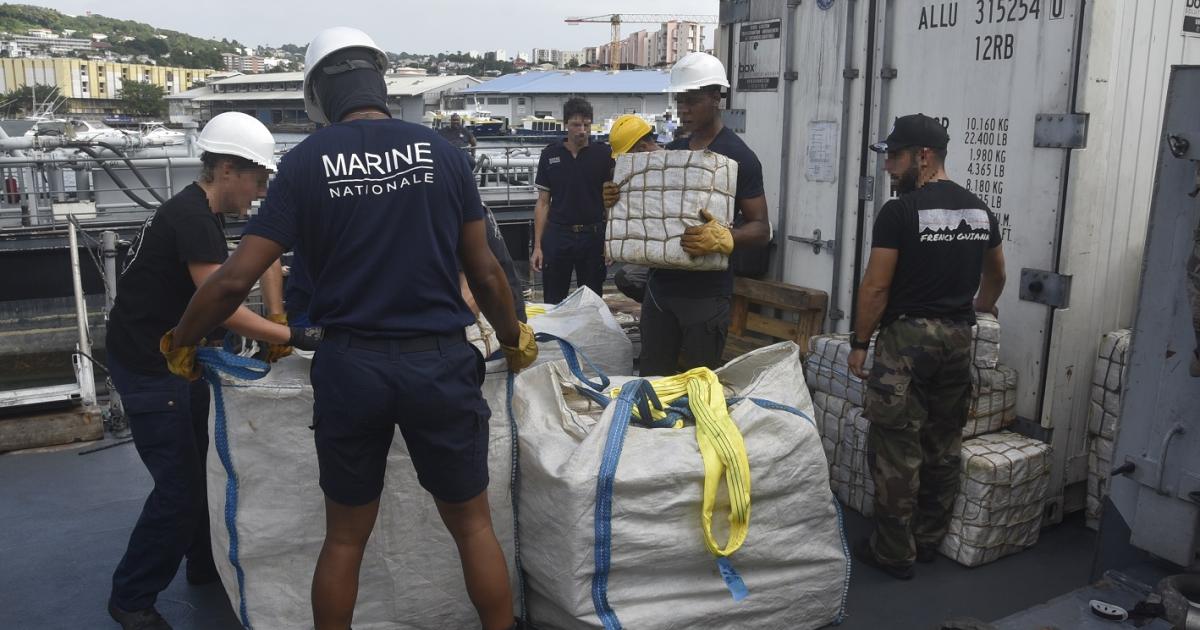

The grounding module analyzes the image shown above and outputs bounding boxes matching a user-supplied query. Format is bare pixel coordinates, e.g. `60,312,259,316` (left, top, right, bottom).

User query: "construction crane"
565,13,718,70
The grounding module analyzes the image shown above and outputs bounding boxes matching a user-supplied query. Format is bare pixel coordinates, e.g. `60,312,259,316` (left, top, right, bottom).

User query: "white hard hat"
668,52,730,93
195,112,277,172
303,26,388,125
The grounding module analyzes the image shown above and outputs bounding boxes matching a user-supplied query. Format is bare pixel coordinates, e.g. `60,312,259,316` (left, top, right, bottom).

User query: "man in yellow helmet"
607,115,661,303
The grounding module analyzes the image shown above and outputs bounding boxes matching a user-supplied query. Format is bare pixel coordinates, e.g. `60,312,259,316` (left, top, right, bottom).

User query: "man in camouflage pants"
848,114,1007,579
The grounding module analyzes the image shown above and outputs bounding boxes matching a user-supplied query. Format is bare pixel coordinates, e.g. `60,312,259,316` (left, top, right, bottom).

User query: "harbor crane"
565,13,718,70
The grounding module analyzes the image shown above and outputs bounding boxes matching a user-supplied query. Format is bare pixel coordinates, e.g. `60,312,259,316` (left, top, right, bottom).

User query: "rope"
492,333,611,627
195,347,270,630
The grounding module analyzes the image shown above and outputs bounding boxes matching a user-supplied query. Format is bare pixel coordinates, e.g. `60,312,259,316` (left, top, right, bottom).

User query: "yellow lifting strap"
525,304,547,319
610,367,751,557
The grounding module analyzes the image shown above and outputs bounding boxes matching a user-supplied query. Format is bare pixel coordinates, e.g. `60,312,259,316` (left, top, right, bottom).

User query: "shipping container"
714,0,1200,520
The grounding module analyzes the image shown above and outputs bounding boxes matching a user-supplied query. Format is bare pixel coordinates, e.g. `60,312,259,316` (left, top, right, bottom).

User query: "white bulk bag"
205,357,518,630
468,287,633,377
513,343,848,630
606,150,737,271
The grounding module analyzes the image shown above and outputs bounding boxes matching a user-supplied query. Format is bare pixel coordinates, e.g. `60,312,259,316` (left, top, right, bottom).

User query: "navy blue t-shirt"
244,118,483,337
534,139,614,225
650,126,765,298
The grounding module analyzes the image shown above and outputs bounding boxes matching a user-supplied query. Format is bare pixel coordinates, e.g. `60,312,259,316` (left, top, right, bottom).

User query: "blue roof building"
449,69,674,132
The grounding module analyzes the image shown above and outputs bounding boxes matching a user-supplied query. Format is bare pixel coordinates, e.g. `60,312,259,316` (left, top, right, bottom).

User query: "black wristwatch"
849,334,871,351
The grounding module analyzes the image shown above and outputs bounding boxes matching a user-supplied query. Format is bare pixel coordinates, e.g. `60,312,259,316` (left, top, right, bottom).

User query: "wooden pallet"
723,277,829,362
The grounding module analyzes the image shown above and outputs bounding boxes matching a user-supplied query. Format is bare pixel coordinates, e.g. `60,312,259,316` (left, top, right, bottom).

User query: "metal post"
102,230,118,312
67,220,98,407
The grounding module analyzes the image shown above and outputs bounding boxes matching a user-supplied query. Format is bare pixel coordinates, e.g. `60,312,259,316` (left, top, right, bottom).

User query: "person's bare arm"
260,258,285,317
848,247,899,378
176,235,288,347
974,244,1007,314
531,189,551,272
460,219,519,346
731,195,771,249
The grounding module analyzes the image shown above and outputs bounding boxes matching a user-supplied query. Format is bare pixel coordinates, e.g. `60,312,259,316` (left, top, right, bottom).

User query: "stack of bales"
1084,329,1132,530
805,315,1052,566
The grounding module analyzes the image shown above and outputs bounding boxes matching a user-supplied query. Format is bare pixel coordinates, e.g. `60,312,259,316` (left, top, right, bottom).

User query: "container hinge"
843,68,860,80
721,109,747,133
1019,268,1072,308
858,176,875,201
1034,113,1089,149
787,229,836,255
880,67,898,80
784,70,799,81
829,308,846,322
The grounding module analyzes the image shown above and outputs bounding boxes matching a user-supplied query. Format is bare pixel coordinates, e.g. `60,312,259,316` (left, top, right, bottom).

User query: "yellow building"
0,57,218,116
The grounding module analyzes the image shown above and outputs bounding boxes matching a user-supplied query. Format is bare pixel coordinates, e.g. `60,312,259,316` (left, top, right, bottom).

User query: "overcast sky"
35,1,720,57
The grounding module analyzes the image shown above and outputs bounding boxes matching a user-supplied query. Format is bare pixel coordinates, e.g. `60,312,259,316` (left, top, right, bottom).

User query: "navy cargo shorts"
310,328,490,506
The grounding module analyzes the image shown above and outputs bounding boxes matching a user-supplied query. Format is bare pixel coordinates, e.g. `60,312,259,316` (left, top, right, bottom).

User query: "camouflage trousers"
865,316,972,567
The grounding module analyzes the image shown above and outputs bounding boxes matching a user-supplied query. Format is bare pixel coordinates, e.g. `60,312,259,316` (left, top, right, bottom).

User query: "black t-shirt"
106,183,228,375
438,126,475,149
534,139,614,225
650,126,766,298
872,180,1002,325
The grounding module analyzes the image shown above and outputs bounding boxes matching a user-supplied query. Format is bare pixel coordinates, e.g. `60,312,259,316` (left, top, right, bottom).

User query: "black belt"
325,328,466,354
552,222,604,233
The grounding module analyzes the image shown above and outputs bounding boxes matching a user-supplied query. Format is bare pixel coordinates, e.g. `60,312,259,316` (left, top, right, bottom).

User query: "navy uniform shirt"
106,183,228,375
438,125,475,150
651,127,765,298
534,139,614,225
244,118,483,338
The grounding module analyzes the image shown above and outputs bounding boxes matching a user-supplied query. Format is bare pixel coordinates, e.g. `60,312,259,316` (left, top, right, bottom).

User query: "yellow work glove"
602,181,621,209
500,321,538,372
680,209,734,256
160,328,201,381
265,313,293,362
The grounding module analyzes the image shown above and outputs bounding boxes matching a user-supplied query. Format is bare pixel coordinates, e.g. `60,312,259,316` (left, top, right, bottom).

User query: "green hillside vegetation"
0,3,239,69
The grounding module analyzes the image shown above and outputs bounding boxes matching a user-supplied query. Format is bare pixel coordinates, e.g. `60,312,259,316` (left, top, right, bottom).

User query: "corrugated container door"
869,0,1082,422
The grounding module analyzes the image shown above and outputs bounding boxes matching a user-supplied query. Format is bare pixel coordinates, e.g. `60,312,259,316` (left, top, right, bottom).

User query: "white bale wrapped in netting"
1085,431,1116,530
606,150,737,271
811,391,873,516
1082,329,1131,530
971,314,1001,369
805,335,872,407
831,398,874,517
806,336,1016,439
964,364,1018,438
513,342,849,630
467,287,634,377
939,432,1051,567
811,390,853,469
1088,329,1132,425
205,358,517,630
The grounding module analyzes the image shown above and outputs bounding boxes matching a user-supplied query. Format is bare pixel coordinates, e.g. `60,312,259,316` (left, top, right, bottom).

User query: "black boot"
108,600,172,630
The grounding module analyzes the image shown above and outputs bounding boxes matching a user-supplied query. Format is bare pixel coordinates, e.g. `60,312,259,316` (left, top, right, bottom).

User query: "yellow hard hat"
610,114,654,157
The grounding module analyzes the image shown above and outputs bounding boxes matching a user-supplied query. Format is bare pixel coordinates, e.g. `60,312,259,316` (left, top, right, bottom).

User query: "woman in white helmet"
164,27,531,630
105,112,312,630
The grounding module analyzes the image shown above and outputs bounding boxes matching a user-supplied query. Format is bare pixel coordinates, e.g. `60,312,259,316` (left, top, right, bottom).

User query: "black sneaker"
107,600,172,630
916,546,938,563
853,537,914,580
185,560,219,586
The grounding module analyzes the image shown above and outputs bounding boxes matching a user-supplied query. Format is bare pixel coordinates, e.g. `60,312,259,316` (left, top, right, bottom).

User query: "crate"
722,277,828,362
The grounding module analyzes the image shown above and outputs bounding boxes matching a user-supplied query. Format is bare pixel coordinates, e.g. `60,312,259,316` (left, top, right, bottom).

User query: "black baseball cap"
870,113,949,153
